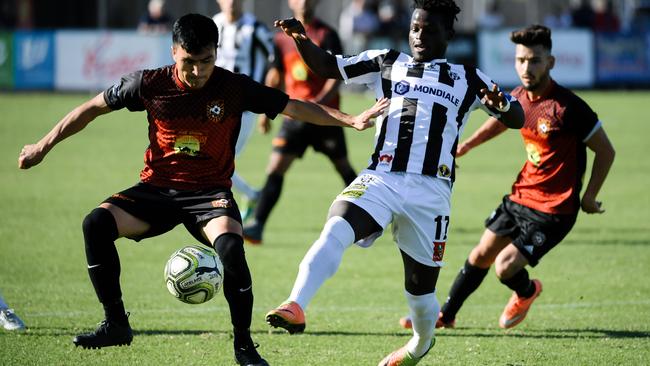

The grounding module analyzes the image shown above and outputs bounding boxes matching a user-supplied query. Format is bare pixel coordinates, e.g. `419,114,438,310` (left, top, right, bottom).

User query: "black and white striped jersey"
336,49,514,182
213,13,274,83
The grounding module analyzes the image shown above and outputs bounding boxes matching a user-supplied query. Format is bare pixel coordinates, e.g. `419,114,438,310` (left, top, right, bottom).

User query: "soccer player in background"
213,0,275,221
400,24,615,331
18,13,387,366
266,1,524,364
242,0,357,244
0,290,26,331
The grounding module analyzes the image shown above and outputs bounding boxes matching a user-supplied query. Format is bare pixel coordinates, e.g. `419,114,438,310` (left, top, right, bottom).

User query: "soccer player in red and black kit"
242,0,356,244
399,24,615,330
18,14,387,366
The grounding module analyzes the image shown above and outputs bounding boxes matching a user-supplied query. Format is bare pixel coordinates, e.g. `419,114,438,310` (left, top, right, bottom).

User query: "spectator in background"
138,0,172,34
544,4,573,29
593,0,620,33
571,0,595,29
339,0,379,55
376,0,410,51
478,1,505,30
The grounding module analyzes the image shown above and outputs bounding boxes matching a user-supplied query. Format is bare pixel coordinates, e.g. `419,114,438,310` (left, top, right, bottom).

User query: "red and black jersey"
272,18,342,108
104,64,289,190
508,80,600,214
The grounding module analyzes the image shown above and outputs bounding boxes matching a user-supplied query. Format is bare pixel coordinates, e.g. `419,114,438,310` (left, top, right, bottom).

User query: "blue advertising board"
596,33,650,85
14,31,55,89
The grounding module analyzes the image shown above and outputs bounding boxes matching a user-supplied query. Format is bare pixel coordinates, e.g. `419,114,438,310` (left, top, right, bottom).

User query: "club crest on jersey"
207,100,225,122
378,153,393,166
394,80,410,95
433,241,446,262
447,70,460,81
537,117,551,136
211,198,231,208
438,164,451,178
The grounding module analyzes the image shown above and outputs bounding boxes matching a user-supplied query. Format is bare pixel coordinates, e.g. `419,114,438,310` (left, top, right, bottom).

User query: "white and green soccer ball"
164,245,224,304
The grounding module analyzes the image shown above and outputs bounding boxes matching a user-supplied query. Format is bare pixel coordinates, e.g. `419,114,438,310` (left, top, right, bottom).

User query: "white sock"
405,290,438,358
288,216,355,309
231,172,259,201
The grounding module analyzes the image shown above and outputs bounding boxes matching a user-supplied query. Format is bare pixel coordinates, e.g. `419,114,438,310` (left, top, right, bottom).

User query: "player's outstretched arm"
457,117,509,157
18,93,113,169
480,84,524,129
282,98,389,131
581,127,615,214
274,18,342,80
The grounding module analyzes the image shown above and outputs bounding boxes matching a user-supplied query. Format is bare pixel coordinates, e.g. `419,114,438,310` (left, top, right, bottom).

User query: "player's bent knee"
82,207,118,242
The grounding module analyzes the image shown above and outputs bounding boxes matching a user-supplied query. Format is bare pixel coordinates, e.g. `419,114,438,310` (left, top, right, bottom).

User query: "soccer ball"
164,245,224,304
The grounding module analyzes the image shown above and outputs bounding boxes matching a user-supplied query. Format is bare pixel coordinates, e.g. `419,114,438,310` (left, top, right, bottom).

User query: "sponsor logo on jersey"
174,135,201,156
412,85,460,106
211,198,231,208
394,80,410,95
525,143,541,167
207,100,225,122
433,241,446,261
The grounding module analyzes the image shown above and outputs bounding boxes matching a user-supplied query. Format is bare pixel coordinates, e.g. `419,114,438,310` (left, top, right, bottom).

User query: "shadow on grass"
432,327,650,340
22,326,650,340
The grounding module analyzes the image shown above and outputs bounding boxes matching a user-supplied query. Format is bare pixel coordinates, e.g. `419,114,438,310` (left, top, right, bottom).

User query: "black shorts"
103,182,241,245
485,196,577,266
272,119,348,159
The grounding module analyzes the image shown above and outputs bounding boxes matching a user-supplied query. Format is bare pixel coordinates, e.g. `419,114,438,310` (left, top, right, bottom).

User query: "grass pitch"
1,91,649,365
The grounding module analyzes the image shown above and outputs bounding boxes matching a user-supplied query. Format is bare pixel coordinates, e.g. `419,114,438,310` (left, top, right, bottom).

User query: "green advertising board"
0,32,13,88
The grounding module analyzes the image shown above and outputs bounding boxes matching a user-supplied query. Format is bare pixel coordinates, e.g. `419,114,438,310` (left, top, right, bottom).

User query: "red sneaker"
265,301,306,334
499,279,543,329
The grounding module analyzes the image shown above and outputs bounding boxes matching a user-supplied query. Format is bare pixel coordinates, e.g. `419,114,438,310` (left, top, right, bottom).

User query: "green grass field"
1,91,649,365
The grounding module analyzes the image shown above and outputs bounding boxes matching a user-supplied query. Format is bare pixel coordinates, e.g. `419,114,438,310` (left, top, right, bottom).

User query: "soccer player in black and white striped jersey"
213,0,275,218
266,1,524,364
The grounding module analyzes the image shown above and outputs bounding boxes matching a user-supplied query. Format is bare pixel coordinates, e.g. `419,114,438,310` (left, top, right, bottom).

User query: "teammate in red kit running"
18,13,387,366
400,24,615,331
242,0,356,245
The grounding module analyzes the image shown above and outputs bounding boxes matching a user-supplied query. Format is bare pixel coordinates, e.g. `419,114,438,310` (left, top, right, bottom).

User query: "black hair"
172,13,219,54
510,24,552,51
412,0,461,32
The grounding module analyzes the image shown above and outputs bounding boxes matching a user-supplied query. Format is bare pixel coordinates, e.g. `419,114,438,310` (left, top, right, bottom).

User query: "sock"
288,216,355,309
82,207,127,324
405,290,438,358
231,172,259,201
213,233,253,333
253,173,283,225
440,260,489,321
500,268,535,298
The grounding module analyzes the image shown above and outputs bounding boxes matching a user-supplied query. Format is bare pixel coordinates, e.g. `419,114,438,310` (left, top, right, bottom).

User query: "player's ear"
548,54,555,70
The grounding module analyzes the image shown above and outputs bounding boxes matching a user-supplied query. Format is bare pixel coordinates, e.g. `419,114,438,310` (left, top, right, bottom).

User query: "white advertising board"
55,31,172,91
478,29,595,88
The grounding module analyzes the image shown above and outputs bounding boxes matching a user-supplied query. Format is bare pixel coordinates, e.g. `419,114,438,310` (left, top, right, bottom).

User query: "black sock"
500,269,535,298
82,208,126,323
253,173,283,225
213,233,253,334
440,260,489,321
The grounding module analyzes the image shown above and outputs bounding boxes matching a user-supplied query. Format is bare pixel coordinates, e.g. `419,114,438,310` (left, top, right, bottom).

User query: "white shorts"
235,111,257,157
334,170,452,267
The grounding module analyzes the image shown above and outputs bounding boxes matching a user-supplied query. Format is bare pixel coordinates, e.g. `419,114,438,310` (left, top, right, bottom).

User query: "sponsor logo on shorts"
110,193,135,202
339,182,368,199
438,164,451,178
433,241,446,261
532,231,546,246
211,199,231,208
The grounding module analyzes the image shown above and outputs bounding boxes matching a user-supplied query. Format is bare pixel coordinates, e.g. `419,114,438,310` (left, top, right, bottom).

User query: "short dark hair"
510,24,552,51
413,0,461,33
172,14,219,54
